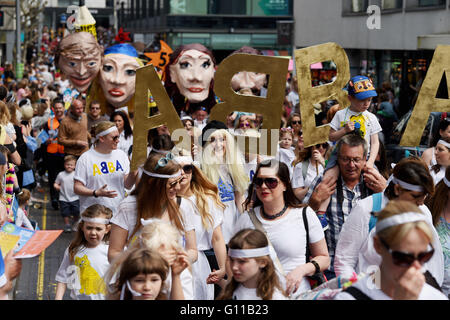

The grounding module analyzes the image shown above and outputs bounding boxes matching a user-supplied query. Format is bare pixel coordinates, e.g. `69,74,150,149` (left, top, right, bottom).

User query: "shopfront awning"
417,34,450,50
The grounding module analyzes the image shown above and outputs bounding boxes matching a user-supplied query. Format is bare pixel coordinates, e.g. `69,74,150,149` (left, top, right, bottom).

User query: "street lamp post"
15,0,21,79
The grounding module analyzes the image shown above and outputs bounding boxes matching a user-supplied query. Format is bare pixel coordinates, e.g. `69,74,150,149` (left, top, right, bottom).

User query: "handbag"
302,206,327,289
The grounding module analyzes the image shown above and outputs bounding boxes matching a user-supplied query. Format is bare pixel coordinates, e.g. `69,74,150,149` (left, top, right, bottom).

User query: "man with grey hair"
303,133,387,280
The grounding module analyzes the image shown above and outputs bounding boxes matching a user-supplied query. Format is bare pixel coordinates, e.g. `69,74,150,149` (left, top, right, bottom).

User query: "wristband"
93,189,98,198
310,260,320,274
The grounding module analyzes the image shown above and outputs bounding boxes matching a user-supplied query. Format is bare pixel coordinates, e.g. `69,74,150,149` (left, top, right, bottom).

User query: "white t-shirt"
329,107,382,154
110,195,195,242
15,207,33,230
234,206,324,294
55,170,79,202
117,131,133,156
277,147,295,178
429,165,446,185
55,243,110,300
232,284,288,300
334,273,448,300
334,193,445,287
74,148,130,216
291,160,324,189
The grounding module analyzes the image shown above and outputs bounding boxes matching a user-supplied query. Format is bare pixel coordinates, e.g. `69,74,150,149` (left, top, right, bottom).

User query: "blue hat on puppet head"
346,75,377,100
104,43,139,58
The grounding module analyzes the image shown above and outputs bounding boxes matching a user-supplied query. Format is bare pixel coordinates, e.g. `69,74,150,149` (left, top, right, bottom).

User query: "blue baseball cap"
346,75,377,100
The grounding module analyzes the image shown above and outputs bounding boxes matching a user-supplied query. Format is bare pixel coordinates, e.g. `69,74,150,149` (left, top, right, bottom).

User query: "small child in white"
15,189,34,230
217,229,288,300
54,155,80,233
314,76,382,229
55,204,112,300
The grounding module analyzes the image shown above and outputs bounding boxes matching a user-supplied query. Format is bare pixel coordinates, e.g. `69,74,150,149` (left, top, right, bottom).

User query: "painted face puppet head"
56,32,103,93
99,43,143,109
229,46,267,96
166,43,216,104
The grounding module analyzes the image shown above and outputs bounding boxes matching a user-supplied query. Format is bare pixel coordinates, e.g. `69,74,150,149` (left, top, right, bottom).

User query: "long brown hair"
217,229,287,300
128,153,184,242
244,159,304,211
106,247,169,300
68,204,112,262
426,166,450,226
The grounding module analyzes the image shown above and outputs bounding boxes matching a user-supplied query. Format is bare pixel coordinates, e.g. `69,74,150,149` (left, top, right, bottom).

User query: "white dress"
110,195,196,299
334,193,445,287
232,284,288,300
55,243,110,300
184,195,224,300
117,131,133,156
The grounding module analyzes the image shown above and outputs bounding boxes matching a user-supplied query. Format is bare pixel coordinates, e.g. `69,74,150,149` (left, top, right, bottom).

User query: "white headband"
81,216,110,224
376,212,427,234
228,247,271,258
96,126,118,139
438,139,450,149
387,175,424,192
140,167,182,179
120,281,142,300
444,176,450,188
152,148,170,155
174,156,193,165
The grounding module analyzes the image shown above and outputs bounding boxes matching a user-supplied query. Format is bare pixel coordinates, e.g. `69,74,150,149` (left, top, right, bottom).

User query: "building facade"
293,0,450,115
0,1,17,65
118,0,294,62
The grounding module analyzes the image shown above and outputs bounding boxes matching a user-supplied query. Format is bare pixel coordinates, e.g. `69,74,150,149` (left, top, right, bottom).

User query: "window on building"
351,0,369,12
405,0,445,8
381,0,403,9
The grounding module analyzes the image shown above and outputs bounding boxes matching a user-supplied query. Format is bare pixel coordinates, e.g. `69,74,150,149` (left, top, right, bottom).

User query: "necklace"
261,204,288,220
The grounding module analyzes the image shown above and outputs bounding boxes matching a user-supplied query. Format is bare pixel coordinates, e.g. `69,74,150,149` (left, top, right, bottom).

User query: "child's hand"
344,121,355,133
171,251,189,276
206,268,226,284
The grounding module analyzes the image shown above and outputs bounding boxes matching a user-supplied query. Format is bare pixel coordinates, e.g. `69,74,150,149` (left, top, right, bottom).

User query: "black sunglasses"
182,164,193,173
112,135,120,142
315,143,329,149
253,177,279,189
380,238,434,267
291,120,301,125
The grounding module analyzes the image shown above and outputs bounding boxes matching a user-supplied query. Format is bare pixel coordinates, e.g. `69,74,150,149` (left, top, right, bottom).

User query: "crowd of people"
0,34,448,302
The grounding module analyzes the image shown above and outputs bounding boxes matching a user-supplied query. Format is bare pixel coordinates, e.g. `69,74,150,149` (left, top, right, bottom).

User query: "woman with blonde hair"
335,200,447,300
200,121,249,244
176,155,227,299
108,152,198,269
74,121,136,216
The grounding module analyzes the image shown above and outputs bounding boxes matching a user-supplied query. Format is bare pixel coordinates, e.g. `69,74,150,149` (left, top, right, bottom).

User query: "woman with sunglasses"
74,121,136,217
234,159,330,298
108,152,198,269
291,142,330,201
335,200,447,300
425,166,450,297
175,155,227,300
286,113,302,146
335,156,444,289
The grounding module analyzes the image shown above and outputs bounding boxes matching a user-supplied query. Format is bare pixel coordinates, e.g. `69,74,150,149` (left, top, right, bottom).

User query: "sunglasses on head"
380,238,434,267
253,177,279,189
182,164,193,173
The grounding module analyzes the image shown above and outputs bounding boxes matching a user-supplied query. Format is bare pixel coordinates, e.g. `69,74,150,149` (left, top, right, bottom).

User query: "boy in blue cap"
308,76,382,229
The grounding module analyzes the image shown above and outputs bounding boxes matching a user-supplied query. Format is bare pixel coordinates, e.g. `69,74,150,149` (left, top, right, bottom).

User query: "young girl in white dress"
217,228,288,300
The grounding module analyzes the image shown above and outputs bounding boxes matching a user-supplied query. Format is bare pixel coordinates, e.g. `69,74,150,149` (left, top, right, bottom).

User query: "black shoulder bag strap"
344,286,372,300
302,206,311,262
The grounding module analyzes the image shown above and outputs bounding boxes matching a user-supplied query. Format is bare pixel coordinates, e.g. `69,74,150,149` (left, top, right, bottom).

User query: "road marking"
37,194,47,300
